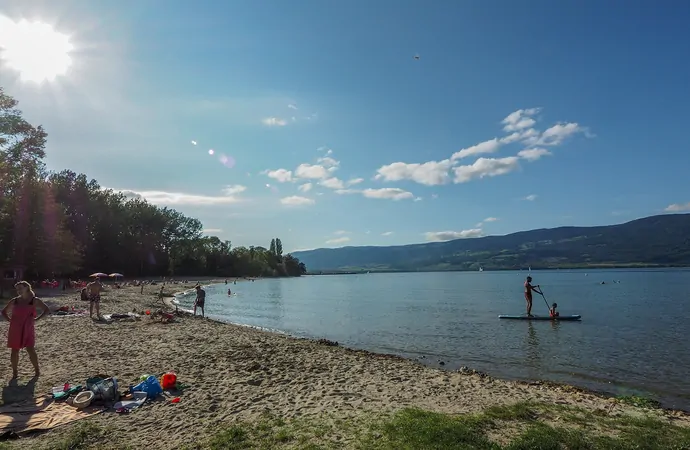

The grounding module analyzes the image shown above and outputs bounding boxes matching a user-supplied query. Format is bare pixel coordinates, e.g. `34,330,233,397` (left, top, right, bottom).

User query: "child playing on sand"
2,281,49,378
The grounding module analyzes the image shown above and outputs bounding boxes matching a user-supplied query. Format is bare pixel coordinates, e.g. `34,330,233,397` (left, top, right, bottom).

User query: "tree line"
0,87,307,282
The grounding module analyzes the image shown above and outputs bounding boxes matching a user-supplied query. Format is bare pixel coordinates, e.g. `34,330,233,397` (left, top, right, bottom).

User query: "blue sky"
1,0,689,252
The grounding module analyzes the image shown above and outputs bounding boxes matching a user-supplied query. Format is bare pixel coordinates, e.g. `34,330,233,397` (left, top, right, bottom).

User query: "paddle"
538,287,551,313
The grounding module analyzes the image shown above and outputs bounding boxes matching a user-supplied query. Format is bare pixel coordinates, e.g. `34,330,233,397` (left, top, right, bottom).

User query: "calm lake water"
175,269,690,410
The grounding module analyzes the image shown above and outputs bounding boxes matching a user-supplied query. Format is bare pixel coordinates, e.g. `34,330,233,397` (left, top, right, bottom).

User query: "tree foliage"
0,87,307,280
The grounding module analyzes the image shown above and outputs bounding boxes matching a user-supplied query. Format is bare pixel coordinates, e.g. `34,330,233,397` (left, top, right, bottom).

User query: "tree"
0,87,307,288
275,238,283,261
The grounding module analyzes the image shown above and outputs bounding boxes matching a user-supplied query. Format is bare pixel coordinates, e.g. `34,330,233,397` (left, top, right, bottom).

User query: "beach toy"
171,397,180,403
73,391,94,409
132,375,163,399
161,372,177,390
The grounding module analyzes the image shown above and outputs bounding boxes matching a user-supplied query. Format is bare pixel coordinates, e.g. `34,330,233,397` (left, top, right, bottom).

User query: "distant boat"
479,266,484,272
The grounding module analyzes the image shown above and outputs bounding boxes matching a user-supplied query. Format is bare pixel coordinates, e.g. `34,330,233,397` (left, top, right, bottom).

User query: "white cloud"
431,194,439,199
424,229,484,242
298,182,312,192
280,196,315,206
374,160,452,186
664,202,690,212
476,217,498,228
372,109,591,188
502,108,540,132
518,148,552,161
522,194,537,201
381,231,393,236
202,228,223,234
362,188,414,200
262,117,288,126
287,104,298,110
222,185,247,195
533,123,582,146
191,140,197,145
326,236,350,244
451,138,502,160
317,156,339,169
319,177,345,189
294,163,331,180
115,189,244,206
413,197,422,202
333,230,350,235
453,157,521,183
334,187,415,200
347,178,364,185
263,169,293,183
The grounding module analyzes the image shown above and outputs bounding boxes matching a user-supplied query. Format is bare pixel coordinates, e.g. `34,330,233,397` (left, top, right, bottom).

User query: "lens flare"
208,149,214,155
218,154,236,168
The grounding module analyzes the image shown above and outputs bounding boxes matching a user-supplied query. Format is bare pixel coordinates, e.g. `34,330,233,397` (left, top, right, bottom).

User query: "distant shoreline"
306,264,690,275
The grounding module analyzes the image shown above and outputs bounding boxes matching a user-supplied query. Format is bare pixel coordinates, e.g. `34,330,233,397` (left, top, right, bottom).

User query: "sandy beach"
1,282,688,449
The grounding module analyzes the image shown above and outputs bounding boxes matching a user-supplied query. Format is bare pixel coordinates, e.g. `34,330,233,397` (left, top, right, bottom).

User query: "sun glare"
0,15,74,83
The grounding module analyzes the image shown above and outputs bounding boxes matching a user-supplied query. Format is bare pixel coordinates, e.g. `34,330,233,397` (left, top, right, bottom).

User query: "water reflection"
525,322,541,375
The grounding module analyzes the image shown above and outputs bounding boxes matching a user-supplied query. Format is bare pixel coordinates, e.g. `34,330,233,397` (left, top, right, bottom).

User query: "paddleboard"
498,314,581,321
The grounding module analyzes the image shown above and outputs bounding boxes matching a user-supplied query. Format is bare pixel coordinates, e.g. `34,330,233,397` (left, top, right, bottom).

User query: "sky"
1,0,689,252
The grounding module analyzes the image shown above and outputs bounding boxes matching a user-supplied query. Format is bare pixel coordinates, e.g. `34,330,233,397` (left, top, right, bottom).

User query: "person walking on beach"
194,285,206,318
86,278,103,320
524,276,543,317
2,281,49,378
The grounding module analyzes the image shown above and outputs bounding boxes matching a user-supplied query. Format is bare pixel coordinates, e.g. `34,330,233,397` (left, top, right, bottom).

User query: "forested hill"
0,87,306,281
292,214,690,272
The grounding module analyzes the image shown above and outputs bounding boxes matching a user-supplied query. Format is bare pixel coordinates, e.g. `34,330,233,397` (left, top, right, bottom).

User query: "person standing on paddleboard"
524,276,543,317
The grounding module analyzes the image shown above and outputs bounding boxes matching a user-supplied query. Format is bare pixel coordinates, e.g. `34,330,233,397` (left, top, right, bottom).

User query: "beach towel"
0,396,104,435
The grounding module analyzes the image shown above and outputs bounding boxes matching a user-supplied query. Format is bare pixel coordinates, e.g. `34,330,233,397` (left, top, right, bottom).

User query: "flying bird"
414,54,420,60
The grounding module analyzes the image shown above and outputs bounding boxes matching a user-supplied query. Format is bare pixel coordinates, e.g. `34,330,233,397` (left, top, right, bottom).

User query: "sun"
0,15,74,83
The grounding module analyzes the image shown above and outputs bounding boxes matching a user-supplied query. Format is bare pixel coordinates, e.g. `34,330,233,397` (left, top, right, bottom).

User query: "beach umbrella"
109,273,124,278
89,272,108,278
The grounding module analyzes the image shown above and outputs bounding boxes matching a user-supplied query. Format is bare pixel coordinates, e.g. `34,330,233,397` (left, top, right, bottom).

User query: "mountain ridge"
292,214,690,272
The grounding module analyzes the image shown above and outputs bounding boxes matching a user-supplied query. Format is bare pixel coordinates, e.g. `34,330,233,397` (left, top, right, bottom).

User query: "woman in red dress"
2,281,49,378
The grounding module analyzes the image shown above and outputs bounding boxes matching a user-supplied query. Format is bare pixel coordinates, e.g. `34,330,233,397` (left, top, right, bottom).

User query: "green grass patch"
616,394,662,409
192,402,690,450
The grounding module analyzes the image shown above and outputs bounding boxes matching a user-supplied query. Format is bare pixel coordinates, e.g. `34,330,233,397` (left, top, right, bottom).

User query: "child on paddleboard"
549,302,559,318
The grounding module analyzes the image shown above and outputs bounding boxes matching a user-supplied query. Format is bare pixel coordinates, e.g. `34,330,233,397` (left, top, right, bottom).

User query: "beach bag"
87,377,119,402
132,375,163,399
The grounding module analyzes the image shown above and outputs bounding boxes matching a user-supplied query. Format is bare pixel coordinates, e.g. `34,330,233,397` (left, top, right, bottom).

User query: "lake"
175,269,690,411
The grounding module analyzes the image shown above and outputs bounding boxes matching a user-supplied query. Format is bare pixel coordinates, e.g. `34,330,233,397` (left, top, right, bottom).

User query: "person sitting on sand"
2,281,49,378
194,285,206,318
524,276,543,317
86,278,103,319
549,302,559,318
